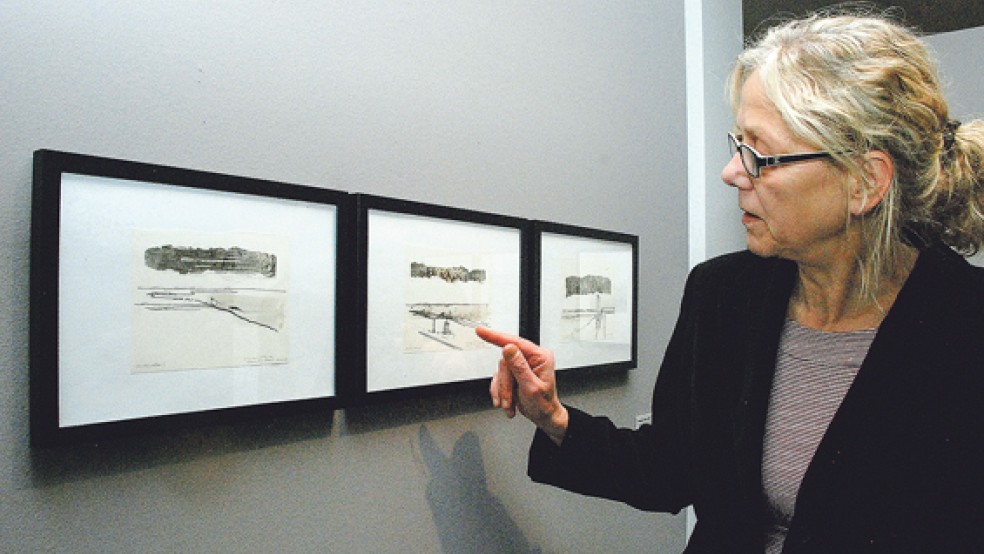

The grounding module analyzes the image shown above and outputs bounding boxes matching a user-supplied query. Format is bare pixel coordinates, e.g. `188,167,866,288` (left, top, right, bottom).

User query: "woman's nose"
721,152,750,189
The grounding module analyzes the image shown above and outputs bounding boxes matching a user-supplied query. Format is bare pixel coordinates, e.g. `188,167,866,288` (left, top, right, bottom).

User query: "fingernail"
503,344,518,357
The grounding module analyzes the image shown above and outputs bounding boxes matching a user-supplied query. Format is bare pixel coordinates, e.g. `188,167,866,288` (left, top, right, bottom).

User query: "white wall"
685,0,745,538
687,0,747,270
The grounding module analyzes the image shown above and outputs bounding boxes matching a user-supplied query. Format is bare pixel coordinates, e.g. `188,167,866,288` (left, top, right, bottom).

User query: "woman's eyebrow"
740,125,786,152
736,127,763,146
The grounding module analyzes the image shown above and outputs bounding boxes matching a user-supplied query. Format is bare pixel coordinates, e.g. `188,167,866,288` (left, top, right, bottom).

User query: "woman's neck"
788,244,918,332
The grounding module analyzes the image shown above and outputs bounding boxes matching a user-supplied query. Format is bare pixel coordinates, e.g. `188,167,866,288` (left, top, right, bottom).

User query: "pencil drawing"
403,256,491,352
410,261,486,283
561,274,616,341
144,245,276,277
141,289,282,332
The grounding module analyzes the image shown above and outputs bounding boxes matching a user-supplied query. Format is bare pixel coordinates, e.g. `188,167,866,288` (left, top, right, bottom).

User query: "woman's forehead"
736,72,793,145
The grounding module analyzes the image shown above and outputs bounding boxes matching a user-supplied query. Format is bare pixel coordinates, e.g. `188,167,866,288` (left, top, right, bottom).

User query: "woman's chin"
744,235,778,258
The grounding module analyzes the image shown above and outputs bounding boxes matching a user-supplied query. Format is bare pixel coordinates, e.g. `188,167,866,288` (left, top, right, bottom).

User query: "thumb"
502,343,540,386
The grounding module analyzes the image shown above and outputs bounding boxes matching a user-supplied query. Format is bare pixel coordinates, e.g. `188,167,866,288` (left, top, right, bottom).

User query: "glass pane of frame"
30,149,351,445
532,221,638,372
350,194,529,400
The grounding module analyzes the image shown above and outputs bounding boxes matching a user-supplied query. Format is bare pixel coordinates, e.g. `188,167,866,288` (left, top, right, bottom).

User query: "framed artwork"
30,149,353,445
531,221,638,372
349,194,528,400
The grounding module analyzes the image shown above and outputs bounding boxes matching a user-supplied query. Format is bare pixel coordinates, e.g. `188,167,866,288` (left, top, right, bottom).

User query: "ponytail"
924,119,984,255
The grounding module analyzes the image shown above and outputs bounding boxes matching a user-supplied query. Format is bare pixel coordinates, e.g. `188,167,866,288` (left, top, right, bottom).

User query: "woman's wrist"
541,405,569,446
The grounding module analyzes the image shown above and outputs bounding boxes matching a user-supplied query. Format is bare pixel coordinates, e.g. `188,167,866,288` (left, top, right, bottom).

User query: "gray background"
743,0,984,37
1,2,686,552
1,1,980,552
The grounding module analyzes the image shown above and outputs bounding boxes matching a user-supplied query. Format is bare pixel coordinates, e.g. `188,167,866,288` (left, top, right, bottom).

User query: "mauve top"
762,319,877,553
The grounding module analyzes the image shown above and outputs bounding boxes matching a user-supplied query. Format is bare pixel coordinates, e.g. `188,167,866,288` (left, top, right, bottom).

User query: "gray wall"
927,26,984,266
931,26,984,118
0,2,689,552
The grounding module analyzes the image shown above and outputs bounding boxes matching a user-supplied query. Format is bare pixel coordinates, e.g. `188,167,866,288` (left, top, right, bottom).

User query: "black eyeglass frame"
728,132,837,178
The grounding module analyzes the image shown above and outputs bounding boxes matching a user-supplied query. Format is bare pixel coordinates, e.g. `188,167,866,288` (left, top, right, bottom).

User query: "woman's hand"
475,327,569,445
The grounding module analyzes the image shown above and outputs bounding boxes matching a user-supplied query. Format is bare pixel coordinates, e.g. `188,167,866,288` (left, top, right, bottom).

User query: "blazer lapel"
731,258,798,516
786,245,963,541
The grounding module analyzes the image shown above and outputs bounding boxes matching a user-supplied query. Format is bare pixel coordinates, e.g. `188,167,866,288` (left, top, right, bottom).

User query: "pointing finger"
476,326,544,359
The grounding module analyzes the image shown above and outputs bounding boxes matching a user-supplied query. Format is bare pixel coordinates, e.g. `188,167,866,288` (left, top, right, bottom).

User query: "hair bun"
943,120,961,152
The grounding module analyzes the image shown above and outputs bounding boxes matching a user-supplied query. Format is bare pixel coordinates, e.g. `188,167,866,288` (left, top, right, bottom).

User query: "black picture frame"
30,149,354,446
346,194,530,402
530,220,638,372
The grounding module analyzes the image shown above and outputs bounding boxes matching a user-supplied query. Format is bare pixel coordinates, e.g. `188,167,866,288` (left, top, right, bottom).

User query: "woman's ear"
850,150,894,216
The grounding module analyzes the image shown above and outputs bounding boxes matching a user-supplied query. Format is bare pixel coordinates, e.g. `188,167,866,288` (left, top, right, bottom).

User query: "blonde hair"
728,8,984,300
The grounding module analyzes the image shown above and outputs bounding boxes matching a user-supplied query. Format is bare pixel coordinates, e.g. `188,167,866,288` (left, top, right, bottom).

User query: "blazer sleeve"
525,262,709,514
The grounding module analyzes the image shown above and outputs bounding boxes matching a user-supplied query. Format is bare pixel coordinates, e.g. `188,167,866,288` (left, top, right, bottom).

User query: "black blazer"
528,245,984,552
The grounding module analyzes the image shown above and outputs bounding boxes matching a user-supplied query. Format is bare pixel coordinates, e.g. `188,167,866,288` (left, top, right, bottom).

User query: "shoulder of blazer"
686,250,797,308
892,243,984,328
845,242,984,408
921,243,984,305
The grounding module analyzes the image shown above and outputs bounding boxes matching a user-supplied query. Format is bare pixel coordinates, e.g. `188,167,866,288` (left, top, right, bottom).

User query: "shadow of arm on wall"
417,425,542,554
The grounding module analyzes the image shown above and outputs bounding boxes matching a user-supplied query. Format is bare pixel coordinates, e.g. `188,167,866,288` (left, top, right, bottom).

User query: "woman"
478,10,984,553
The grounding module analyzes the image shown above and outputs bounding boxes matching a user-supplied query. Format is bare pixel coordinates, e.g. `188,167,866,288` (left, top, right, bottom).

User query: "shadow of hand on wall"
417,425,540,554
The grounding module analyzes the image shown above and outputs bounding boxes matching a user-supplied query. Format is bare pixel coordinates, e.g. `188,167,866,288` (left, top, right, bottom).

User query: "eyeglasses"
728,132,836,178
